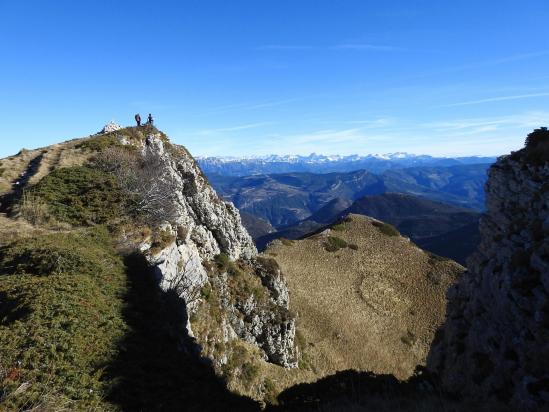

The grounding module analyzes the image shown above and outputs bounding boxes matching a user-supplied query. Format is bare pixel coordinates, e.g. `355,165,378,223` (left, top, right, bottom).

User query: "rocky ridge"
428,136,549,410
118,131,298,369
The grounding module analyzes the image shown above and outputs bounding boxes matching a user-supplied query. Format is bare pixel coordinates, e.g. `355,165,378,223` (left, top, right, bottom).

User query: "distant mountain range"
208,163,491,229
204,161,491,264
197,153,498,176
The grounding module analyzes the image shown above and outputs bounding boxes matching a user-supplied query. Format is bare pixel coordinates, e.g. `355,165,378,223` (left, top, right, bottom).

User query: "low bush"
280,238,295,246
516,127,549,165
256,256,280,276
149,229,176,255
93,146,179,226
76,135,123,151
371,220,400,237
0,227,128,410
214,253,243,277
29,166,128,226
331,222,346,231
19,191,50,225
324,236,348,252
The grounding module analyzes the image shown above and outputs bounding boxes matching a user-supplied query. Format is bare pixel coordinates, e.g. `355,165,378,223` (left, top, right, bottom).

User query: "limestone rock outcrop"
99,121,122,134
124,132,296,368
428,141,549,410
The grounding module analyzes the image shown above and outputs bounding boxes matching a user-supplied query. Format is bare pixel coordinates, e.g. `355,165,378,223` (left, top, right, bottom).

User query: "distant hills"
255,193,481,265
197,153,497,176
209,163,491,229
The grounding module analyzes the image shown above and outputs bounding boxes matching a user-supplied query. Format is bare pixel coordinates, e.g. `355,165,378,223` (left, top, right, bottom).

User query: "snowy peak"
196,152,497,176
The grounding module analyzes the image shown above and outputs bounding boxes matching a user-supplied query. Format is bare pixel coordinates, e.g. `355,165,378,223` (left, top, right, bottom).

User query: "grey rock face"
211,261,298,368
428,153,549,410
135,134,296,368
142,136,256,261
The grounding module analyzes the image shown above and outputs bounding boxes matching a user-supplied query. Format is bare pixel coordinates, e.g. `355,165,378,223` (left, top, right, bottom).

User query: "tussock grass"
214,253,246,277
149,228,176,255
19,191,50,225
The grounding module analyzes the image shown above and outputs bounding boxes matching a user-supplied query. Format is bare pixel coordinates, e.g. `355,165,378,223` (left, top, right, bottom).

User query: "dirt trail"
28,145,63,186
0,153,45,213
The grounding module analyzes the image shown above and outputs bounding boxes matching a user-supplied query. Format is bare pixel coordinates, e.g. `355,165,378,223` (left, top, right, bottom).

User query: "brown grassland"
265,214,464,380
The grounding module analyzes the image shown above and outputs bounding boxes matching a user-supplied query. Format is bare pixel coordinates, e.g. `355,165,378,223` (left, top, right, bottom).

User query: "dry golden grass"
213,214,464,404
265,214,464,381
0,214,48,245
0,138,93,197
0,148,43,194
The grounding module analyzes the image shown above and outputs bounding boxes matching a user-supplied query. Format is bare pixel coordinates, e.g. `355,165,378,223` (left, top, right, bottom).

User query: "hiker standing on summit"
135,113,141,126
147,113,154,126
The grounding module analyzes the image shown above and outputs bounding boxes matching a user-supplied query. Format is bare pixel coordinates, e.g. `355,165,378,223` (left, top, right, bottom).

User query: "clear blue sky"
1,0,548,157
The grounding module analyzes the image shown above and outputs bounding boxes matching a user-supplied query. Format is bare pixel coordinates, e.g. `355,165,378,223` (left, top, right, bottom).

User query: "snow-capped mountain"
196,153,497,176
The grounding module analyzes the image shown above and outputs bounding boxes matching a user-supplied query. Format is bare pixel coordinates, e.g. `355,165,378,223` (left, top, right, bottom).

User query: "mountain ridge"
198,153,496,176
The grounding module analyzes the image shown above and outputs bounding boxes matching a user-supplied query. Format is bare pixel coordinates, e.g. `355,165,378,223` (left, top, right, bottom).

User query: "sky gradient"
1,0,548,157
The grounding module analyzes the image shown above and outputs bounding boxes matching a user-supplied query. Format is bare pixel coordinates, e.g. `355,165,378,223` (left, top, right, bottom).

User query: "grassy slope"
265,214,464,381
0,129,258,411
0,227,128,410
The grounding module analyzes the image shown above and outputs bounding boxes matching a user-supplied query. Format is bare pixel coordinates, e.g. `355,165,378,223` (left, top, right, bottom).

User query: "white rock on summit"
99,121,122,134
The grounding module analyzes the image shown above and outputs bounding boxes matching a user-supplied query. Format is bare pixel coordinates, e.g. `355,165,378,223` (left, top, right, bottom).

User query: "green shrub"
214,253,243,277
29,166,128,226
149,229,176,255
76,135,123,151
256,256,280,275
0,227,111,277
0,227,128,410
521,127,549,165
19,191,51,225
324,236,348,252
331,222,346,231
222,344,258,383
525,127,549,148
371,220,400,237
280,238,295,246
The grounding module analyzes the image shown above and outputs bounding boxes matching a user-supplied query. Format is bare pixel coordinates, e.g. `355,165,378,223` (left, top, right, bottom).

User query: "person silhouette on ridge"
147,113,154,126
135,114,141,127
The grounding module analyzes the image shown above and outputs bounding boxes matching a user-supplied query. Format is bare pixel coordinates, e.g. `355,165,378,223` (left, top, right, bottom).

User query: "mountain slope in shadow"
256,193,480,264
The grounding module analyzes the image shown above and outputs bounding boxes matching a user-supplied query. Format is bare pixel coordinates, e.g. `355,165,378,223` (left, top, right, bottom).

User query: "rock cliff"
428,129,549,410
121,131,297,370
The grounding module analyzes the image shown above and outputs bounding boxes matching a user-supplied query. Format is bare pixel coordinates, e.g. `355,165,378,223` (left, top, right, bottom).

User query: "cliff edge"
428,128,549,410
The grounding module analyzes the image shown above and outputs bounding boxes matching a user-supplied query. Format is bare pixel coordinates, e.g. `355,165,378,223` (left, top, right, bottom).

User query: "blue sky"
1,0,548,157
